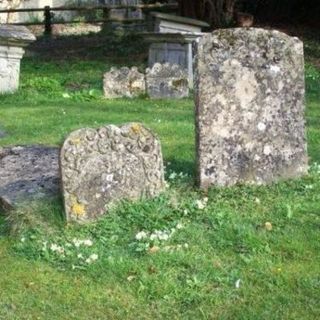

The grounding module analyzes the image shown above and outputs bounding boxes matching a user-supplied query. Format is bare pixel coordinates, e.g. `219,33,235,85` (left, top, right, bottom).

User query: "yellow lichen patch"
131,123,142,135
70,138,82,145
71,202,86,216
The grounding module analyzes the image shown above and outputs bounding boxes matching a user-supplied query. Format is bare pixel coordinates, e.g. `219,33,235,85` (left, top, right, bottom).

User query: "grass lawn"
0,32,319,319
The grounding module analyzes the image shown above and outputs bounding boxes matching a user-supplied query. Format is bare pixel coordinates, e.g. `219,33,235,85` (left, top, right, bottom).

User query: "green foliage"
305,63,320,93
22,76,63,95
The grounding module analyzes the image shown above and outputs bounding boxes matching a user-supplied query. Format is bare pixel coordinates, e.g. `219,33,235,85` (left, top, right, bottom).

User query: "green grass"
0,33,319,319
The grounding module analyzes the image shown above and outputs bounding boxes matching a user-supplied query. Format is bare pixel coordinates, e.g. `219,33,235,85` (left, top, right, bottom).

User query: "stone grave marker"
60,123,165,222
194,28,308,188
146,63,189,99
0,25,36,94
145,12,209,87
103,67,146,99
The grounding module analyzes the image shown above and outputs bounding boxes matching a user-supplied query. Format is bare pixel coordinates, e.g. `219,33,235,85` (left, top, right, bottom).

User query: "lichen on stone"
131,123,142,135
71,202,86,216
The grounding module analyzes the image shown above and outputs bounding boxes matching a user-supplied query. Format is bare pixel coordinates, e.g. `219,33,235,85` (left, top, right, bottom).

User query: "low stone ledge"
0,145,60,211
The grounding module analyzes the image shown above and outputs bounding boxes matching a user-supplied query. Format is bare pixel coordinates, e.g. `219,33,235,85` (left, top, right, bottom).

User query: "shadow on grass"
28,32,149,66
165,158,196,178
2,197,65,236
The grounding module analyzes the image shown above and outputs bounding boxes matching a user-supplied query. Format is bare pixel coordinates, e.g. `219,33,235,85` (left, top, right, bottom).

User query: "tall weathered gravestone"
60,123,165,222
194,28,308,188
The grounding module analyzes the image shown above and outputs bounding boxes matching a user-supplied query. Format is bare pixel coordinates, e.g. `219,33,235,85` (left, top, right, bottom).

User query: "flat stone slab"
0,145,60,210
0,25,36,47
150,12,209,28
194,28,308,188
60,123,165,222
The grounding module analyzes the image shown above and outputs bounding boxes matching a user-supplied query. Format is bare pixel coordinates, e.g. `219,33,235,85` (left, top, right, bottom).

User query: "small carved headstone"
103,67,146,99
194,28,308,188
146,63,189,99
60,123,165,222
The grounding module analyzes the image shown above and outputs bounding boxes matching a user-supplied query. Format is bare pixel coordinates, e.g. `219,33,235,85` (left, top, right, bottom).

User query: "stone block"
0,25,36,94
194,28,308,188
60,123,165,222
146,63,189,99
103,67,146,99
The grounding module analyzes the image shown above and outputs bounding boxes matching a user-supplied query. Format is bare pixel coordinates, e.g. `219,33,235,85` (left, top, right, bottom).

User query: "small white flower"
77,253,84,259
184,243,189,249
89,254,98,261
135,231,148,241
176,223,183,230
305,185,313,190
195,199,207,210
72,238,81,247
255,197,261,204
183,209,189,216
50,244,59,251
50,243,64,254
83,239,93,247
169,172,177,180
150,233,158,241
159,233,169,241
85,254,98,264
235,279,241,289
21,237,25,242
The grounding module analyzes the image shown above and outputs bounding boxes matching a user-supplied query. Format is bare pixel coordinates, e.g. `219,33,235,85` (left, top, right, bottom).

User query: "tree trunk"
177,0,198,19
178,0,237,28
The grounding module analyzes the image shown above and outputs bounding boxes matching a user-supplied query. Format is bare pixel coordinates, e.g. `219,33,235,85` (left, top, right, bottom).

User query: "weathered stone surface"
194,28,308,188
146,63,189,99
60,123,165,222
0,145,60,210
103,67,145,99
0,25,36,47
0,25,36,94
